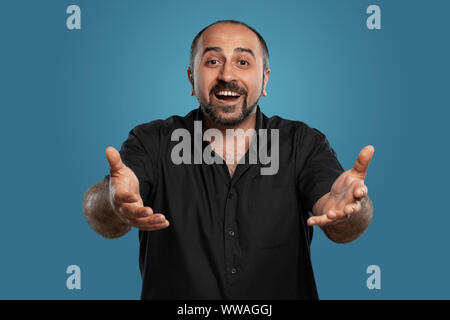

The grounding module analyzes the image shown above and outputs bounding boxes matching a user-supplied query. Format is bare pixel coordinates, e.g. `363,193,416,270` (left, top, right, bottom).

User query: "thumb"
105,146,125,173
351,145,375,178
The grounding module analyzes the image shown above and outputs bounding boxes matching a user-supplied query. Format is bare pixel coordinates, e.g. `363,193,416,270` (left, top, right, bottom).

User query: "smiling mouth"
214,90,242,101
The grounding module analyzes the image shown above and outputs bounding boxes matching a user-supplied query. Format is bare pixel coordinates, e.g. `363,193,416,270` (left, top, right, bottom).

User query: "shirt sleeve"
105,127,157,204
297,126,345,214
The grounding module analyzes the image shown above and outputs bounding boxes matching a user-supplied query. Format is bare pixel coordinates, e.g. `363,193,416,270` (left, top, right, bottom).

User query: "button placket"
224,185,239,284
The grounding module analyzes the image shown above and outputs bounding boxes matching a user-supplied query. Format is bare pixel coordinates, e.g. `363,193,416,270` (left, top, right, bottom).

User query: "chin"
212,105,245,124
201,97,257,127
218,115,243,125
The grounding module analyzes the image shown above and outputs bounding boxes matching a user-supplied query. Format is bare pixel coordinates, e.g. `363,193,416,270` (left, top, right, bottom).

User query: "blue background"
0,0,449,299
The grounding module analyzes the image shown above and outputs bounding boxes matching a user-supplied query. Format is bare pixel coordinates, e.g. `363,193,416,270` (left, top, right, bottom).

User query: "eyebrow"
202,46,255,59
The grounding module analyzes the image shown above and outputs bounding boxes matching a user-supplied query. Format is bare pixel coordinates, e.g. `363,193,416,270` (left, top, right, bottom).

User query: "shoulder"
129,109,197,141
262,112,335,161
263,112,327,140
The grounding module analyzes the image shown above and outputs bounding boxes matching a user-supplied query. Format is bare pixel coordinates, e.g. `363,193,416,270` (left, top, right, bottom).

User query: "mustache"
210,81,247,96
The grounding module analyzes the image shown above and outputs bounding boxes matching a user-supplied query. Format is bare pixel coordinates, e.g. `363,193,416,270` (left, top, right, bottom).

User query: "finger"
111,188,140,204
118,204,153,220
328,200,362,220
326,209,348,221
130,214,169,230
344,201,361,215
351,145,375,178
133,213,167,226
138,220,170,231
106,146,125,174
308,214,335,227
121,212,166,229
326,209,338,220
353,183,368,200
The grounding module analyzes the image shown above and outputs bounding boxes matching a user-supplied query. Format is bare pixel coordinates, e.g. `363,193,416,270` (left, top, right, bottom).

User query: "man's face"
188,23,270,126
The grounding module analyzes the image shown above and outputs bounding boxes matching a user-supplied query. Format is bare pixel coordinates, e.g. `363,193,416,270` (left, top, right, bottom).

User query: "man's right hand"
105,146,169,231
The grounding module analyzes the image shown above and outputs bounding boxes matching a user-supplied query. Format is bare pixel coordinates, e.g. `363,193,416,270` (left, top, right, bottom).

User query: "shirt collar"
185,105,269,181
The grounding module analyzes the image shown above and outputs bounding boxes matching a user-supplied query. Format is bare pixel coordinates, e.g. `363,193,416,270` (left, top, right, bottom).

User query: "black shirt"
117,106,344,299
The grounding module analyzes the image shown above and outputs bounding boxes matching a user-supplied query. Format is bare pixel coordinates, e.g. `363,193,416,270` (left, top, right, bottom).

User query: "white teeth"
217,90,239,97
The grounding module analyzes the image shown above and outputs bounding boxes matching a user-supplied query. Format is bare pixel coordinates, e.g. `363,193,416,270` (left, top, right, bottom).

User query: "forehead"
198,23,262,56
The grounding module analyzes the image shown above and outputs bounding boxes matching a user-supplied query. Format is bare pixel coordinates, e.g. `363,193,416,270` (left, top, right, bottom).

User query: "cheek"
195,70,216,95
246,75,264,98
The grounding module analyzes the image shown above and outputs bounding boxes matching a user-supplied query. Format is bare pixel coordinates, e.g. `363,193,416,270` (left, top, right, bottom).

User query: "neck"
202,108,258,169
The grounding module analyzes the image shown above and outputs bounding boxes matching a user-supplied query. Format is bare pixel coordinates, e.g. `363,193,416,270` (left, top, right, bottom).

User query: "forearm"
321,195,373,243
82,179,131,238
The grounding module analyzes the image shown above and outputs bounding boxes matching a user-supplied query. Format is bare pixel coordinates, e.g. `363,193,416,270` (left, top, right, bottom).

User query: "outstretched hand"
307,145,374,227
105,146,169,231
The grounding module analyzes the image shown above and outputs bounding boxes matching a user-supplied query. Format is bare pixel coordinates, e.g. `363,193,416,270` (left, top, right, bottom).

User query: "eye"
238,60,249,66
206,59,219,65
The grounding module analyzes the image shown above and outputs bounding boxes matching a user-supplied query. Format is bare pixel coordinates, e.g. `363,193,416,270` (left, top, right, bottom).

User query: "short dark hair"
189,20,270,73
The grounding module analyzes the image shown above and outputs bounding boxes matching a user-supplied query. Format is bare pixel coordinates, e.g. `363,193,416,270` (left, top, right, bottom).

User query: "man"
82,20,374,299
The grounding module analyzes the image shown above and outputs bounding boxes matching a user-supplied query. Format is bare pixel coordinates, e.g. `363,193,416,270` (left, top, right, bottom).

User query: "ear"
262,68,271,97
187,67,195,96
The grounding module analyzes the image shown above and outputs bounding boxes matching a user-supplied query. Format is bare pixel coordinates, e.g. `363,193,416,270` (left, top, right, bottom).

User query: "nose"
217,60,235,83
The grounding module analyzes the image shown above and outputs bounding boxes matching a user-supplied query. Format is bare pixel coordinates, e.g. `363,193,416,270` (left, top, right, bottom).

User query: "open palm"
308,145,374,226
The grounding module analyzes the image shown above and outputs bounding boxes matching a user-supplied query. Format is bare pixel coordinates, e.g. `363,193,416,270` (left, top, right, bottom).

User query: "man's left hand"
307,145,375,227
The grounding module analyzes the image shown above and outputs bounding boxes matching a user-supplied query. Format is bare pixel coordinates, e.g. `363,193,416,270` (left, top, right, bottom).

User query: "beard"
198,79,263,126
200,95,259,126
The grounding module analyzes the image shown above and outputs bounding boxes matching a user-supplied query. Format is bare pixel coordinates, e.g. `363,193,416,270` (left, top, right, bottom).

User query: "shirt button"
228,230,235,237
231,268,237,274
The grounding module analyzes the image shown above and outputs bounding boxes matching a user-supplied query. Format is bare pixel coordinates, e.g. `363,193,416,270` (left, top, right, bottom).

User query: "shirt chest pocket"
245,180,301,249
